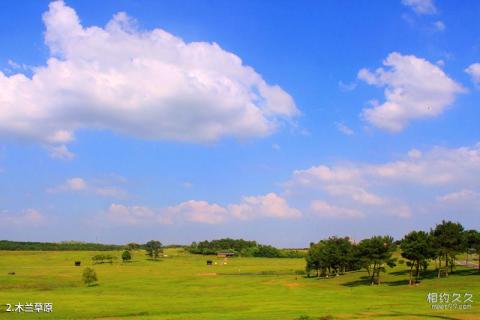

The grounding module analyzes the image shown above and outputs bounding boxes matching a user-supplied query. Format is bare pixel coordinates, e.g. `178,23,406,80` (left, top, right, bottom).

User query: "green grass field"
1,249,479,320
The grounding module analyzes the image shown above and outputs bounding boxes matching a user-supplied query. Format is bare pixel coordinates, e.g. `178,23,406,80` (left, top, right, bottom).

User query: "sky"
0,0,479,247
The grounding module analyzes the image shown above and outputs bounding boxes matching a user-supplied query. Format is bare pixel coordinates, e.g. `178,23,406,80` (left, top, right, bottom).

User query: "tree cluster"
306,220,480,286
188,238,304,258
92,254,117,264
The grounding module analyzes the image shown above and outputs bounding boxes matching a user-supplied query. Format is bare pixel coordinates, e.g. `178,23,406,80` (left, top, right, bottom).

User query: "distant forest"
0,240,125,251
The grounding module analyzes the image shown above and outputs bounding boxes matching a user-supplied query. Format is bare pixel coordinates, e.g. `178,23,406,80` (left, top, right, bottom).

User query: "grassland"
0,248,479,320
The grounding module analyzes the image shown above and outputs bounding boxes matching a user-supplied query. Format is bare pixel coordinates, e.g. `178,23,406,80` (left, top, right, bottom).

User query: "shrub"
82,267,98,286
122,250,132,262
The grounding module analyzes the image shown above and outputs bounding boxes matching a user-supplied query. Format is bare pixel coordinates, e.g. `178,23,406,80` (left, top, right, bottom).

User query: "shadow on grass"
342,268,479,287
389,269,409,276
366,311,463,320
341,275,371,287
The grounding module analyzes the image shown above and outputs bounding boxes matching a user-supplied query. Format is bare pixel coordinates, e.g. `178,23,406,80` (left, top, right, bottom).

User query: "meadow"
0,248,479,320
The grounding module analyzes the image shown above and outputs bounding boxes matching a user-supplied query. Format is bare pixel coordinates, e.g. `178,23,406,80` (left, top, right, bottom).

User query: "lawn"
0,248,478,319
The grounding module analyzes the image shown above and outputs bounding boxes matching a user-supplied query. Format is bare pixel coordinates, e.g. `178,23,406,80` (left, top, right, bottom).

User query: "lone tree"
122,250,132,263
82,267,98,286
357,235,396,285
400,231,435,285
431,220,465,277
145,240,163,260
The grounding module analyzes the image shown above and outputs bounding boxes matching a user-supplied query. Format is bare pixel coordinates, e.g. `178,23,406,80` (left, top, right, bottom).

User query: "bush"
92,254,116,264
122,250,132,262
82,267,97,286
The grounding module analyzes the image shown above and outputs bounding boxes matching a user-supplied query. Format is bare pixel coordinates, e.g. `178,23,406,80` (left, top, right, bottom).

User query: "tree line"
0,240,124,251
305,220,480,285
188,238,305,258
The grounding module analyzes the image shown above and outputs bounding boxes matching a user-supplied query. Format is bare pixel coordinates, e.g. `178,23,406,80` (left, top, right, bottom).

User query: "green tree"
400,231,435,285
126,242,141,251
431,220,465,277
145,240,163,260
357,236,396,285
253,245,282,258
82,267,98,286
122,250,132,262
464,229,480,272
305,241,328,277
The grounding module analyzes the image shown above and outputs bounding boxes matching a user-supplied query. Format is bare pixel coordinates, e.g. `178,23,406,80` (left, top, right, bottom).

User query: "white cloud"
291,143,480,188
338,81,357,92
107,201,227,225
287,142,480,219
48,176,126,198
107,204,158,225
46,144,75,160
323,185,384,205
310,200,363,218
0,1,298,152
465,63,480,87
0,209,45,225
169,200,227,224
229,193,301,220
433,20,445,31
358,52,464,132
402,0,437,15
105,192,300,225
335,122,354,136
48,177,87,192
437,189,480,203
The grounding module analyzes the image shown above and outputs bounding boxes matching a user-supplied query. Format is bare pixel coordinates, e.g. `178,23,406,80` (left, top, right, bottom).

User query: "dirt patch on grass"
285,282,301,287
196,272,217,276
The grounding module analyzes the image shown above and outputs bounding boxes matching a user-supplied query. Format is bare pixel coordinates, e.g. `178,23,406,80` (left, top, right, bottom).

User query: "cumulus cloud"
228,193,301,220
169,200,227,224
402,0,437,15
0,1,298,152
465,63,480,87
287,142,480,219
0,209,45,225
358,52,464,132
105,193,300,225
48,176,127,198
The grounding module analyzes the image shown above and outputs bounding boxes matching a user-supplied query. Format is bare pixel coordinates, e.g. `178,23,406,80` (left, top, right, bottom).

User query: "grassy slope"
0,249,478,320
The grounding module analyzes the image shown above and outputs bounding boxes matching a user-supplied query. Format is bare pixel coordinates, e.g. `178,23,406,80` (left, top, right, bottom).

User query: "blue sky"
0,0,479,247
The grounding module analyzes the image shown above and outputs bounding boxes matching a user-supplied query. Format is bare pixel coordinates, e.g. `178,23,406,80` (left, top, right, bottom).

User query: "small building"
217,251,235,258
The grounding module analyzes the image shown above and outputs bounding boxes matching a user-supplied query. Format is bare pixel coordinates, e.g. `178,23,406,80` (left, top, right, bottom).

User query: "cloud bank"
106,192,300,225
286,142,480,219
